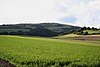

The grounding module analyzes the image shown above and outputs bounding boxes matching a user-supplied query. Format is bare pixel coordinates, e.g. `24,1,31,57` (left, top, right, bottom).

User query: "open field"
0,35,100,67
54,34,100,44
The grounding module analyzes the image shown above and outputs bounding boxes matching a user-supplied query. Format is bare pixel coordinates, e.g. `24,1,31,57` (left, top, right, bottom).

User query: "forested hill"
0,23,81,37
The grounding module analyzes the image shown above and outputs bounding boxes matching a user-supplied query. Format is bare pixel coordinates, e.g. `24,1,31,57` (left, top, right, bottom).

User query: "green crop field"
0,35,100,67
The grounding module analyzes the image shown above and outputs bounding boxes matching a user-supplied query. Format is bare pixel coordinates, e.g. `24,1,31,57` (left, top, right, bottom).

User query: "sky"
0,0,100,28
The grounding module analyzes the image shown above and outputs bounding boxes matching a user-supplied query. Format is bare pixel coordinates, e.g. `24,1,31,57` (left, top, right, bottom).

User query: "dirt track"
0,58,16,67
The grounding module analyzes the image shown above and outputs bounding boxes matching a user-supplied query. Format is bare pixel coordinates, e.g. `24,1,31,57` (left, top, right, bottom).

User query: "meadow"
0,35,100,67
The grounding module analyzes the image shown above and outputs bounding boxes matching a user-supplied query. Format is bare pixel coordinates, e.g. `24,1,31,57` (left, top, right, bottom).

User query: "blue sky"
59,16,77,23
0,0,100,27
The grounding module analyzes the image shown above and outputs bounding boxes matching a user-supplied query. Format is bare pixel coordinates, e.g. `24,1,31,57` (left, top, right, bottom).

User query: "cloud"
0,0,57,22
57,0,100,27
0,0,100,27
74,0,100,27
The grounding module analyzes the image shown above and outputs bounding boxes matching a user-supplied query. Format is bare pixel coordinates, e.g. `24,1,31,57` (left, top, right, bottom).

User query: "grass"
57,34,80,37
0,35,100,67
53,34,82,40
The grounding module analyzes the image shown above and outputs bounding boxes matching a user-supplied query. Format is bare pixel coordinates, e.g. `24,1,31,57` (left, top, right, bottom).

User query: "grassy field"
0,35,100,67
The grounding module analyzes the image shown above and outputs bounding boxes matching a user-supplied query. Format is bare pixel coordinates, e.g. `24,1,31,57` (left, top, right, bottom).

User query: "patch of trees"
73,30,89,35
28,27,58,37
0,28,58,37
73,26,99,35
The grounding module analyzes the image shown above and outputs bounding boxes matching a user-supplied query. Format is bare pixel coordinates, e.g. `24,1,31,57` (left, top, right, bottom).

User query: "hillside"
83,30,100,34
73,27,100,35
0,23,81,37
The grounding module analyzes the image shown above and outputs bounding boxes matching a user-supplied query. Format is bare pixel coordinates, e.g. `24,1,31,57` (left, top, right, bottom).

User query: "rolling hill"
0,23,81,37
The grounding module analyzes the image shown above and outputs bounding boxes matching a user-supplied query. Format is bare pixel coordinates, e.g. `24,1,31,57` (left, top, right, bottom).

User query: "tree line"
73,26,100,35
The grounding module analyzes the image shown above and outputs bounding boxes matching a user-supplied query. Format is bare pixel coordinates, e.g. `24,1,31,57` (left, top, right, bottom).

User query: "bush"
84,32,89,35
